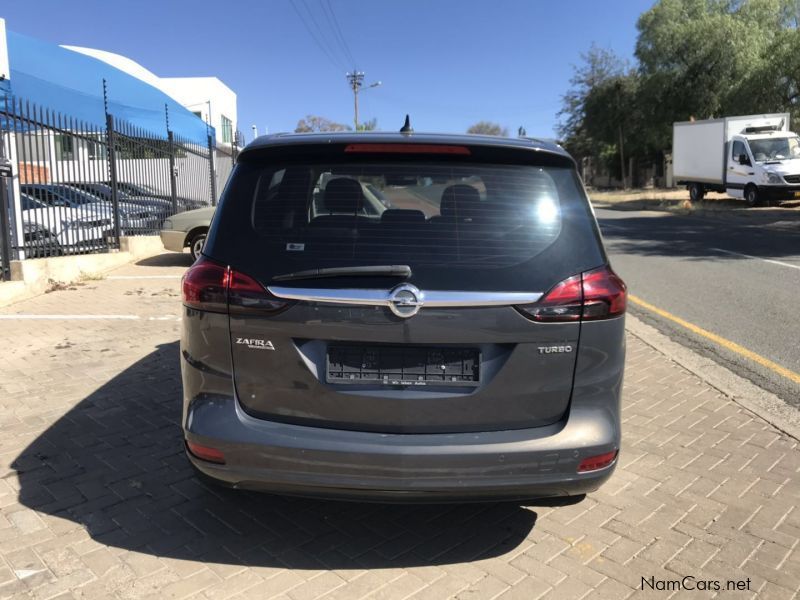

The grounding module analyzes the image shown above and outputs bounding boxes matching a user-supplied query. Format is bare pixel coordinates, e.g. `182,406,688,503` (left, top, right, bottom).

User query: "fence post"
167,130,178,214
0,129,12,279
105,113,122,248
233,131,240,162
208,134,217,207
0,95,17,278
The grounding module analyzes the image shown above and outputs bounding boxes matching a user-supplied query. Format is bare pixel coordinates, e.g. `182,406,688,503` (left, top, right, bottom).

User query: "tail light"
577,450,618,473
186,440,226,464
181,258,229,313
182,256,291,315
344,143,471,155
516,265,626,322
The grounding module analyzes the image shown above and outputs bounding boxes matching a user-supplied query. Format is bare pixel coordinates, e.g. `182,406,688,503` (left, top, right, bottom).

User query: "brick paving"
0,252,798,599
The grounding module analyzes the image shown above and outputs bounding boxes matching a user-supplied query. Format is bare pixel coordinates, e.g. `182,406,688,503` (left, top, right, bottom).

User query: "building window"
55,134,75,161
220,115,233,144
87,135,107,160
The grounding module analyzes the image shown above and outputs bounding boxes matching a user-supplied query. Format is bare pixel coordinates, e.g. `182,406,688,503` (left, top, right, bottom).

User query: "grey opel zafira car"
180,131,626,502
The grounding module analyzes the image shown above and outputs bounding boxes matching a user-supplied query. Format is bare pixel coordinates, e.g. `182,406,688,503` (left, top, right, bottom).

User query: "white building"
62,46,237,147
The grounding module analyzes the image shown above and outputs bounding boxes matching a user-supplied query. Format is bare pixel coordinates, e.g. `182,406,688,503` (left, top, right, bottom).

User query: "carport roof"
3,30,213,145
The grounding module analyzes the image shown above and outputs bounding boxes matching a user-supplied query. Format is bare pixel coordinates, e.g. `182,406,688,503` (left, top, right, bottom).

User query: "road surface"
595,207,800,407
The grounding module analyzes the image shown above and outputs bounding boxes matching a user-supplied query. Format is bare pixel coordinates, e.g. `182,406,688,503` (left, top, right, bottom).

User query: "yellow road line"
628,294,800,386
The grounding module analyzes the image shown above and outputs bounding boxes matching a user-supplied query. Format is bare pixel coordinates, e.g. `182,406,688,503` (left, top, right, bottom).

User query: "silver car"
160,206,216,261
180,132,626,502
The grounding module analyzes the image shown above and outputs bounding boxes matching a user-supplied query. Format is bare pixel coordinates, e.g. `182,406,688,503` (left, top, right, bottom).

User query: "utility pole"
346,71,364,130
346,71,380,130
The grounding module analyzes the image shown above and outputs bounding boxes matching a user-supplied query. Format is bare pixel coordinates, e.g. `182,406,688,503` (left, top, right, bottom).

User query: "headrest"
440,184,482,221
323,178,364,214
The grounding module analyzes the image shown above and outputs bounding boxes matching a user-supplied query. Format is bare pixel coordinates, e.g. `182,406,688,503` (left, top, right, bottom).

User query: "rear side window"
209,158,604,292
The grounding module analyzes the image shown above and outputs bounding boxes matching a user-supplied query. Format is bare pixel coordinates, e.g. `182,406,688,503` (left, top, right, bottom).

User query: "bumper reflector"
577,450,618,473
186,440,226,464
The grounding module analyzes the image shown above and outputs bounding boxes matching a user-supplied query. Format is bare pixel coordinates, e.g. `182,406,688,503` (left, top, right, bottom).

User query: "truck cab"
727,131,800,205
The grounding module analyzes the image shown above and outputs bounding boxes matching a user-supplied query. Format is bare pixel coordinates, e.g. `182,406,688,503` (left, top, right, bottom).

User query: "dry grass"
45,279,83,293
588,187,800,214
78,271,106,282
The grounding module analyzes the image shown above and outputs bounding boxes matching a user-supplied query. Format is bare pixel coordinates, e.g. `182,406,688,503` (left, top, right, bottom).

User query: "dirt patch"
45,279,86,293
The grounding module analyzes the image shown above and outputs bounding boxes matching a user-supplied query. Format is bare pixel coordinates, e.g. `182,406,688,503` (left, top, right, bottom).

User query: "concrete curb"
626,313,800,442
0,236,165,308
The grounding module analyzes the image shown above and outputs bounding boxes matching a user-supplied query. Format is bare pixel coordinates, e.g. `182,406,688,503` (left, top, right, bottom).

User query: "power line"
321,0,356,68
288,0,346,71
299,0,349,70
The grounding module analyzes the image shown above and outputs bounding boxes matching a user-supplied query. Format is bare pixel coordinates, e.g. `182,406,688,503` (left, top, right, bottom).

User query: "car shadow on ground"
136,252,194,268
11,342,563,568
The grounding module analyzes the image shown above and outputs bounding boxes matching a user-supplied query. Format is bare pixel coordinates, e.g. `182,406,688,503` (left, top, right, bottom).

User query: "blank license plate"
326,345,480,386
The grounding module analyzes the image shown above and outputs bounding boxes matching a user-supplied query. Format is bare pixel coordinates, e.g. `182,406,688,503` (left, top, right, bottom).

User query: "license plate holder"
326,344,480,386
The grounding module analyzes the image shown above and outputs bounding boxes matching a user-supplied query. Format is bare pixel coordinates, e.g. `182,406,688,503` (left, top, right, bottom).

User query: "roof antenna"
400,114,413,134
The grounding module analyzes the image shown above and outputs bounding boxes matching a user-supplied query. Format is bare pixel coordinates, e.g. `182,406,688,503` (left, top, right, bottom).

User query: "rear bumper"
160,229,186,252
183,395,619,502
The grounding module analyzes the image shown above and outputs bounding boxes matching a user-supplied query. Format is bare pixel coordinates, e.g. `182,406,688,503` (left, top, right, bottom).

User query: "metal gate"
0,94,219,264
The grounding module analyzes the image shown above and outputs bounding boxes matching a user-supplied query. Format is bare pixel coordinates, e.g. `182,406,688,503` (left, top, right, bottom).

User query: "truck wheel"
744,185,761,207
689,183,705,202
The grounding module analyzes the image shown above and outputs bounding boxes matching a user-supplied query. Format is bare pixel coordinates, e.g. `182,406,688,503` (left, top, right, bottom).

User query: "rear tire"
744,185,760,207
688,183,705,202
188,232,207,261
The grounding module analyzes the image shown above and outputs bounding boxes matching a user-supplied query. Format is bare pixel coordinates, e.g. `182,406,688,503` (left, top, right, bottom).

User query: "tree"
583,74,641,187
634,0,788,150
557,45,627,162
295,115,351,133
558,0,800,187
356,118,378,131
734,29,800,123
466,122,509,136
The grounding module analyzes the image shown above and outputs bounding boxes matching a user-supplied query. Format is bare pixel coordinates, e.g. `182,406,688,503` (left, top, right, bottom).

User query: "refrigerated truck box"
673,113,790,188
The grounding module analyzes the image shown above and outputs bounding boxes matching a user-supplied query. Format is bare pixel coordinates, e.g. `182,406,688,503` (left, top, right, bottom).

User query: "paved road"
596,207,800,407
0,253,798,598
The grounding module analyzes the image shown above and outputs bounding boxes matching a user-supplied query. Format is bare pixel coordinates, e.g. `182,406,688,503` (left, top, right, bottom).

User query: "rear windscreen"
209,159,604,292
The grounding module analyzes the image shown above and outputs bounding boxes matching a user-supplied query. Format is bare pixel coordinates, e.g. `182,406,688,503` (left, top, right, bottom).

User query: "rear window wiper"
272,265,412,282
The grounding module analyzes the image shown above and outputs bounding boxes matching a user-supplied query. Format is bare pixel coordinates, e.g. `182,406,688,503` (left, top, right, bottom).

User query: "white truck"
673,113,800,206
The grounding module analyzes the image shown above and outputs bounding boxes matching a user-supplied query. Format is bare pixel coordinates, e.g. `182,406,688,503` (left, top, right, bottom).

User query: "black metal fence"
0,94,238,277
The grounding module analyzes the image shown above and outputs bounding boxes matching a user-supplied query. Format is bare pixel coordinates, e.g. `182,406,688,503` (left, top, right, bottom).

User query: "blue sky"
2,0,655,142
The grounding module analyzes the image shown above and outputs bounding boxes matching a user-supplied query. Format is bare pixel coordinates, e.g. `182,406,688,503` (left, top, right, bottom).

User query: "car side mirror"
738,154,751,166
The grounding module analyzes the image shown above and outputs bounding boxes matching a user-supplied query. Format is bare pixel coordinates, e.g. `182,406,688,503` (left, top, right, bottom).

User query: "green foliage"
295,115,351,133
559,0,800,174
466,121,509,136
734,28,800,123
356,118,378,131
557,44,627,160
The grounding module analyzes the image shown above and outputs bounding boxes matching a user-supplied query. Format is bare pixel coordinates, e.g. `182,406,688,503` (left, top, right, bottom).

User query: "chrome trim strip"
422,291,543,306
267,286,542,307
